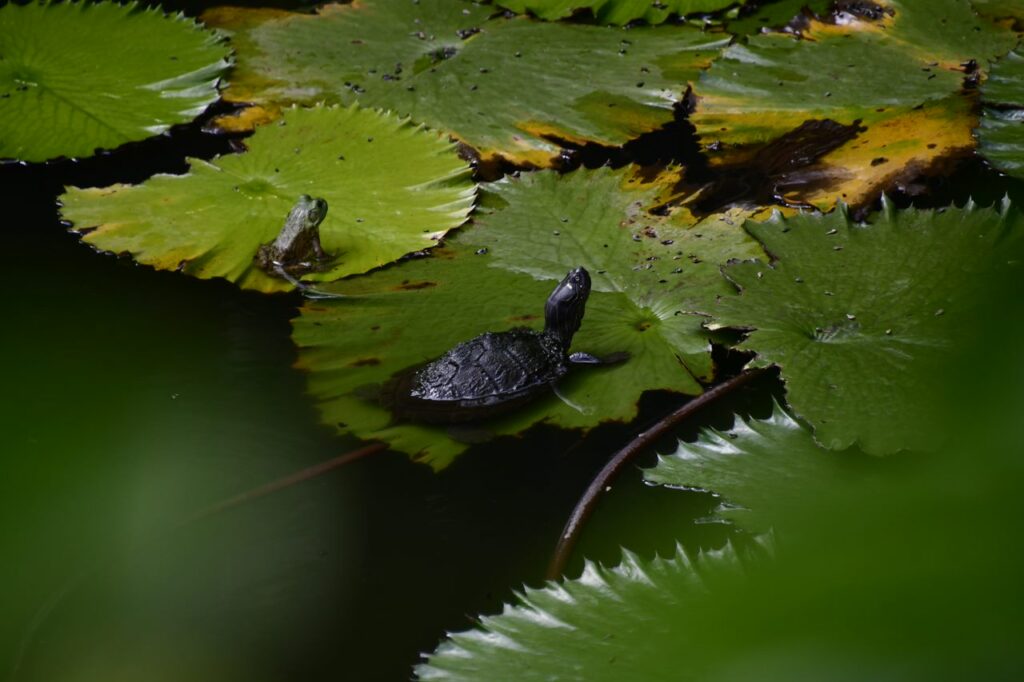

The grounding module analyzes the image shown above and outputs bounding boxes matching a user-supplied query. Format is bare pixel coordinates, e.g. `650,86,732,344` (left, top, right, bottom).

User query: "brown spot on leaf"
349,357,381,367
396,280,437,290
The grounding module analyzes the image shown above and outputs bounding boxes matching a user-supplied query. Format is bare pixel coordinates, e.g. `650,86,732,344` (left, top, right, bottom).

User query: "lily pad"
691,0,1017,209
644,402,872,532
60,105,475,293
466,168,766,355
494,0,742,25
978,48,1024,180
292,168,763,469
0,0,231,163
705,198,1024,454
417,543,754,681
203,0,729,166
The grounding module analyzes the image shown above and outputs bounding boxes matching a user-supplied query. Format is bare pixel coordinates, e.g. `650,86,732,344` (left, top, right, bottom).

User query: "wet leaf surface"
979,48,1024,180
292,167,764,469
691,0,1017,209
706,198,1024,454
204,0,729,166
0,1,230,163
60,105,475,292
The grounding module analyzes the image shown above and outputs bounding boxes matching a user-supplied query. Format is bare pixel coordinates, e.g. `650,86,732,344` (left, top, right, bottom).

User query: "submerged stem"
546,368,769,581
181,441,387,525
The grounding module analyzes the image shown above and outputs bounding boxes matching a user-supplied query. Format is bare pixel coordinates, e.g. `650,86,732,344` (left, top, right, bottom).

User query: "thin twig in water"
181,441,387,525
546,368,769,580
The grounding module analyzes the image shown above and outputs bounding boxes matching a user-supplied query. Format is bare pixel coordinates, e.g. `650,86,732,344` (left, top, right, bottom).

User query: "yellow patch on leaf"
799,97,976,209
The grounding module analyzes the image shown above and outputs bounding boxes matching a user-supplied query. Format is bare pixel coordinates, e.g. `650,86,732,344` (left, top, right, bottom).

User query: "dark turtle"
388,266,626,424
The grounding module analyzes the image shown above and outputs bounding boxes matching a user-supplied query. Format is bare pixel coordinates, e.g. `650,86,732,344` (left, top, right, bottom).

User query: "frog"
255,195,331,276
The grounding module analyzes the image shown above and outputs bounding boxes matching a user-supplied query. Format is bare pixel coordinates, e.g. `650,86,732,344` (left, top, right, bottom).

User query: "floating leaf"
292,168,763,469
644,402,873,532
418,544,753,681
60,105,475,293
296,247,707,470
979,48,1024,180
0,0,230,163
495,0,742,25
705,198,1024,454
204,0,729,166
691,0,1016,209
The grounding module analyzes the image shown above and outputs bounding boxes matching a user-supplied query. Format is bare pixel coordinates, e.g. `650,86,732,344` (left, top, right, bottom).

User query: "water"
0,112,754,679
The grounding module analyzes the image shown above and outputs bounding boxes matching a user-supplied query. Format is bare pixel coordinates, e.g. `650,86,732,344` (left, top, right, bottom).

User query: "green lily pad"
204,0,729,166
60,104,475,293
417,543,754,681
691,0,1017,208
644,401,872,532
0,0,231,163
705,198,1024,454
979,48,1024,180
494,0,742,25
292,168,763,469
465,168,766,367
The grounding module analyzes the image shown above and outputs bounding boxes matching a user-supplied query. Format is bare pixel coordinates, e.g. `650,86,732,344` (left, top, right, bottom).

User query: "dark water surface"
13,1,1019,677
0,106,765,682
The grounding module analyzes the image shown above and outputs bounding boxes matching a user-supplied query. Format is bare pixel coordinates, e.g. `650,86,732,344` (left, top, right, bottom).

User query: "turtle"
387,266,627,424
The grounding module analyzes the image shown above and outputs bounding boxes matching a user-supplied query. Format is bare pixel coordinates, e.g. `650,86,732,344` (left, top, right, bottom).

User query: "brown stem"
180,442,387,526
546,368,769,580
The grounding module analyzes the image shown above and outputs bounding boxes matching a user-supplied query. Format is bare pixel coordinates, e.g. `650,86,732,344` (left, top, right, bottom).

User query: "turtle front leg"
568,351,630,365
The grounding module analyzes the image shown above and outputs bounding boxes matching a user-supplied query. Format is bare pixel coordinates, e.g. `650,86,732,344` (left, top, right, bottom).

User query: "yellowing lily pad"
691,0,1016,209
292,167,764,469
705,198,1024,454
203,0,729,166
0,0,231,163
495,0,743,25
60,105,475,293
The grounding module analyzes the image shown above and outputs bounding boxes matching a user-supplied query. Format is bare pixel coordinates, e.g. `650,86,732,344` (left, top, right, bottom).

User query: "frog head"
292,194,328,231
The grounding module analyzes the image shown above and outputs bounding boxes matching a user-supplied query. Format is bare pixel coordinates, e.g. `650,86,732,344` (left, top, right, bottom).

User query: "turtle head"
544,266,591,349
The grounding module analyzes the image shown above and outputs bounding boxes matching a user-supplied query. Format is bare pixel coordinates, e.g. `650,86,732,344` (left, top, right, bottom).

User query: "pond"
3,0,1024,679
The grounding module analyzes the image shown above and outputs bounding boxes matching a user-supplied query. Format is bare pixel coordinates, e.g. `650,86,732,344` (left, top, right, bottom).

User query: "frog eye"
313,198,329,220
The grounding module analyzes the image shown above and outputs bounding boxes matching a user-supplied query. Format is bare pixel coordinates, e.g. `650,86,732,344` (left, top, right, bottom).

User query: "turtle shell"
390,329,568,423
